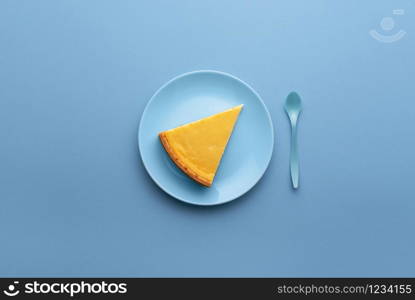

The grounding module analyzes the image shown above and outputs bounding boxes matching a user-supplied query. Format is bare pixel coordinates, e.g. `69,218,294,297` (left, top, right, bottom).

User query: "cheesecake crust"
159,132,212,187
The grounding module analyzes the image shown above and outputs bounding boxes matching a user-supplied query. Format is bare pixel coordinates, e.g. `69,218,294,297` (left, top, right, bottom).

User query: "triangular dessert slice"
159,105,243,187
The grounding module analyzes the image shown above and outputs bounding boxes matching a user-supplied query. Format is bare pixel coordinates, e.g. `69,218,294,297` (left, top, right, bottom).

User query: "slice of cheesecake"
159,105,243,187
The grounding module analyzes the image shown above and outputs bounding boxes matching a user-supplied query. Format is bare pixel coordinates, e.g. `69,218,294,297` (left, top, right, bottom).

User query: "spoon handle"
290,122,299,189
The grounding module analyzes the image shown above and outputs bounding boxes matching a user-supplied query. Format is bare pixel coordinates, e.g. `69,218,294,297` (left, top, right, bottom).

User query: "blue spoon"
284,92,302,189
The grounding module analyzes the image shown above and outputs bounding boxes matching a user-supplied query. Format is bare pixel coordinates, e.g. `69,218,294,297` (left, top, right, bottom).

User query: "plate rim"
138,70,274,206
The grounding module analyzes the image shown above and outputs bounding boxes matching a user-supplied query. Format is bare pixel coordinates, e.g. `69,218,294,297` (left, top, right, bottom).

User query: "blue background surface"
0,0,414,277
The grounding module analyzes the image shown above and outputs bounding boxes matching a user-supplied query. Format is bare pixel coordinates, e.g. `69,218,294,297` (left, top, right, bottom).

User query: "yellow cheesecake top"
159,105,243,186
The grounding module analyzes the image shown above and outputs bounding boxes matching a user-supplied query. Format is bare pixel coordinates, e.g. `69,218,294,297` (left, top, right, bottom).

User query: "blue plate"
138,70,274,206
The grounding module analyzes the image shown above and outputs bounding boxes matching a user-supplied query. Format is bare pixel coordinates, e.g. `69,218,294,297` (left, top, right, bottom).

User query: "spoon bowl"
284,92,302,121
